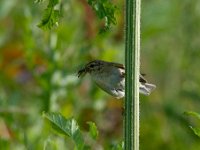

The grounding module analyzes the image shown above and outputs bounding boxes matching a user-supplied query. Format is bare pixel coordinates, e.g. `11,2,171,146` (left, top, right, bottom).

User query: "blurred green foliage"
37,0,62,30
87,121,99,140
184,111,200,137
43,112,87,149
0,0,200,149
43,112,112,150
87,0,118,32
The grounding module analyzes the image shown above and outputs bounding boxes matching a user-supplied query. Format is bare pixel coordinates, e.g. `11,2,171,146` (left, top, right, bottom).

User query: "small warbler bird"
78,60,156,99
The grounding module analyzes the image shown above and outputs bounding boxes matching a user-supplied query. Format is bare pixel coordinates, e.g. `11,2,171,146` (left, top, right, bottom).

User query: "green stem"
124,0,141,149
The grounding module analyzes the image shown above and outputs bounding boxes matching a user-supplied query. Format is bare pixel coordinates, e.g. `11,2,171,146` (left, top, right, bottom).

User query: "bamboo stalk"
124,0,141,149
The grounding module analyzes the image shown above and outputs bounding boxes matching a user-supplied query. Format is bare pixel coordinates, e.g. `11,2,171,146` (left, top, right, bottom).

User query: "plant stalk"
124,0,141,149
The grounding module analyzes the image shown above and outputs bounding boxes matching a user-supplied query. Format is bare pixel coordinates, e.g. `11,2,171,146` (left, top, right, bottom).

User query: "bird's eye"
90,64,94,68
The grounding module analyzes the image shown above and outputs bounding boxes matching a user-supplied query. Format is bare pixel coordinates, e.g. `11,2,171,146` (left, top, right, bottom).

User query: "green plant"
43,112,96,149
184,111,200,137
124,0,141,149
36,0,62,30
87,0,118,32
43,112,123,149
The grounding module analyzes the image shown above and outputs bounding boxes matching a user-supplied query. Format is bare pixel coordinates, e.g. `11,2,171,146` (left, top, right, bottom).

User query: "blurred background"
0,0,200,149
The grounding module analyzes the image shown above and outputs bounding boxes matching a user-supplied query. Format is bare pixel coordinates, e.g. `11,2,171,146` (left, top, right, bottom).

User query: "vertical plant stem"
124,0,141,149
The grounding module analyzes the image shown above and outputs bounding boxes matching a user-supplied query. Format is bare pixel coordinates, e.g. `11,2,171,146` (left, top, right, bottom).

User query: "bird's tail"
140,83,156,96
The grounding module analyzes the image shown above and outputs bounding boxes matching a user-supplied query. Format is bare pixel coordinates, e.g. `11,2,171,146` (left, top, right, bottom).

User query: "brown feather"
110,62,125,69
110,62,147,83
139,75,147,83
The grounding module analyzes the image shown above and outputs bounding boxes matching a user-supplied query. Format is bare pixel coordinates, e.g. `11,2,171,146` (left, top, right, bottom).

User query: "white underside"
90,66,156,99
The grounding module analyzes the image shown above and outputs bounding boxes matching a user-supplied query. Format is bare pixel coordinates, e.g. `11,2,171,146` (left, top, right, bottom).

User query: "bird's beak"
77,67,87,78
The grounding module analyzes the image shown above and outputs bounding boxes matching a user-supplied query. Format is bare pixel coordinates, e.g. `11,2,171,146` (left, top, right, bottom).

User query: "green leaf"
43,112,85,150
190,126,200,137
37,8,61,30
87,0,117,32
37,0,61,30
184,111,200,120
87,122,99,140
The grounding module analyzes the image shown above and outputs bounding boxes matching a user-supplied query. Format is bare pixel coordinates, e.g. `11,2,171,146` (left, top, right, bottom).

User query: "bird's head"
78,60,105,77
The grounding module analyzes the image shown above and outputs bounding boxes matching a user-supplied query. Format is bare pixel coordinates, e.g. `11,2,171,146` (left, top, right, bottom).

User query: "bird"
78,60,156,99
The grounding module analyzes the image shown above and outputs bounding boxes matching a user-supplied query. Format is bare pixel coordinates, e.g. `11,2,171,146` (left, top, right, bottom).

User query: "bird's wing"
111,62,125,69
139,74,147,83
110,62,147,83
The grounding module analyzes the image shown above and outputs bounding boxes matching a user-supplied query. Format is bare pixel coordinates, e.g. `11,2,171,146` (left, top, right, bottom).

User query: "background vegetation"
0,0,200,149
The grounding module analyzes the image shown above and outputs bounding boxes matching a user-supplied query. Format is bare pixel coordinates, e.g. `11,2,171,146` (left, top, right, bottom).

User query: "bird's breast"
90,67,125,98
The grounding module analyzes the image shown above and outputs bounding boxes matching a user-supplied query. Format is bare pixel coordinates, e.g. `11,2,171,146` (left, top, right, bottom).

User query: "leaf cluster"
37,0,62,30
43,112,99,150
87,0,118,33
36,0,118,32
